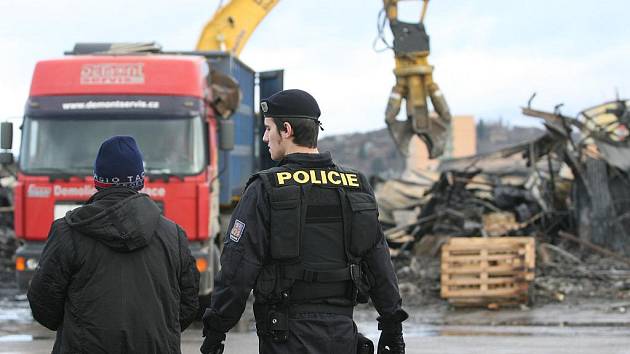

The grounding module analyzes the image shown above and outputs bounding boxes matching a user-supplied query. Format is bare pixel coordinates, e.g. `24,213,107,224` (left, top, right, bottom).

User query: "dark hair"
273,117,319,148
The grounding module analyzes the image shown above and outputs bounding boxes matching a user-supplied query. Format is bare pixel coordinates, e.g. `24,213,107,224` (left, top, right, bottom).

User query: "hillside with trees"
318,119,544,177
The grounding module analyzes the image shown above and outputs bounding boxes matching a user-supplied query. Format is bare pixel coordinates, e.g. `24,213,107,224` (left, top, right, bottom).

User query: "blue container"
205,53,257,206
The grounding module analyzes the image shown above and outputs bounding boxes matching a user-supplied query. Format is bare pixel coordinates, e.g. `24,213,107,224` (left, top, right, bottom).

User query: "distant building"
407,115,477,171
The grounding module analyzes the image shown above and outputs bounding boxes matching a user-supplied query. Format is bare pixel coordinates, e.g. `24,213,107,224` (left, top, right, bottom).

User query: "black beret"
260,89,321,121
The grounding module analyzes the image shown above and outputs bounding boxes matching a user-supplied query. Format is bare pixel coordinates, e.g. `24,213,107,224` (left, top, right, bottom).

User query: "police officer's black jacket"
205,152,405,335
27,187,199,354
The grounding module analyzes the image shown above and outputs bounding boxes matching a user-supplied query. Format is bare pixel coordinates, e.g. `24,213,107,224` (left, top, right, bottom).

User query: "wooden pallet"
440,237,535,308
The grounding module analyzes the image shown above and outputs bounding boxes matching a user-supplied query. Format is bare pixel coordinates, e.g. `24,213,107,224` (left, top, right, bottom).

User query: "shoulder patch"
229,219,246,242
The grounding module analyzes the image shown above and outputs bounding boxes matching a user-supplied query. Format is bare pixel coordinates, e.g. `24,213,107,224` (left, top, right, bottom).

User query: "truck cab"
8,45,282,298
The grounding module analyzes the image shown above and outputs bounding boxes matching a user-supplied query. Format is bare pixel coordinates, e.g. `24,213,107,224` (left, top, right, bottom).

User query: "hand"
200,330,225,354
377,331,405,354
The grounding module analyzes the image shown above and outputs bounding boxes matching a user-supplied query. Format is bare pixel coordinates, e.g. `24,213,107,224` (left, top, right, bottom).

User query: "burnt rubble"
376,98,630,306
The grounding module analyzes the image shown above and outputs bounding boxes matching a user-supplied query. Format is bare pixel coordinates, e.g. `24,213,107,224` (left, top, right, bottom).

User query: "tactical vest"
252,163,379,310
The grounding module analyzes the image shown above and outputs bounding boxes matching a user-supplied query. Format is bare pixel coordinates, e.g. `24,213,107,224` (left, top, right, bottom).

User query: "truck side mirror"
0,122,13,165
1,122,12,150
218,119,234,151
0,152,13,165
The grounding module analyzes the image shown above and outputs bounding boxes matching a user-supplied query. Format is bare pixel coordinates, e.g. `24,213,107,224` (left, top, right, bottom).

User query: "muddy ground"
1,266,630,353
1,294,629,353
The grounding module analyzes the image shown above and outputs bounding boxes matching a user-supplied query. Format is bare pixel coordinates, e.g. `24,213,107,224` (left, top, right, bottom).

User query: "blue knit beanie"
94,136,145,190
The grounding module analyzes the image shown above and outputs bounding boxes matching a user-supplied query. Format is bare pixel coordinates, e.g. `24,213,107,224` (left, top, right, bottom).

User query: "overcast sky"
1,0,628,138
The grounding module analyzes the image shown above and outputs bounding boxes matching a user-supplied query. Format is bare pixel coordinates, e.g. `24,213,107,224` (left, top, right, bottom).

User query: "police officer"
201,89,407,354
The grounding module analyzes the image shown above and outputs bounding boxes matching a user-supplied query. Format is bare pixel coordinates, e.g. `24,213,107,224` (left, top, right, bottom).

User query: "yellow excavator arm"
383,0,452,158
196,0,279,55
198,0,452,158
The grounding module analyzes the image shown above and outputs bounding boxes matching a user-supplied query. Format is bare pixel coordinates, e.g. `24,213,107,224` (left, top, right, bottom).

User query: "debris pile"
376,159,556,253
0,176,15,273
394,250,441,307
376,99,630,306
0,229,15,273
536,248,630,303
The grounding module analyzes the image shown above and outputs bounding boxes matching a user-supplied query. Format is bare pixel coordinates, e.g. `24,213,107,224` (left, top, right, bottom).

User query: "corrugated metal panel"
206,54,256,205
585,158,612,246
258,70,284,170
608,169,630,255
577,158,630,255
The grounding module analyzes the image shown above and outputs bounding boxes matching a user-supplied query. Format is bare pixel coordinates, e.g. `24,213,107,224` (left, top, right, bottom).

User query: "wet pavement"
1,292,630,354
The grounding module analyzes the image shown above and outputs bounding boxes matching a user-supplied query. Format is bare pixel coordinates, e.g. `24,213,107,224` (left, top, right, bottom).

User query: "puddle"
0,295,33,324
0,334,32,342
0,308,32,323
355,320,630,339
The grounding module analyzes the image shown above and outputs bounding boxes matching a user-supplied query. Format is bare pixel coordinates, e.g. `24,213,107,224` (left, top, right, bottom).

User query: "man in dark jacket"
28,136,199,354
201,89,407,354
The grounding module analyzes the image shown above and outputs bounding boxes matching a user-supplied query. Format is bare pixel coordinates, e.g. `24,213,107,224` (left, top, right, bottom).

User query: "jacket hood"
65,187,161,252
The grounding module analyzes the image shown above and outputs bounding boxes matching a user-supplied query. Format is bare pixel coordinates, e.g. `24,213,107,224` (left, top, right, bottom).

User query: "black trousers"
258,312,358,354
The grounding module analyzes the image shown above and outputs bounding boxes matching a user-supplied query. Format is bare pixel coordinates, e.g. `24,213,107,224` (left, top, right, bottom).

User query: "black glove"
377,321,405,354
200,329,226,354
357,332,375,354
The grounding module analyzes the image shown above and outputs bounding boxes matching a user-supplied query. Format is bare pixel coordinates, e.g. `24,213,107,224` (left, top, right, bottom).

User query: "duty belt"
282,264,357,282
284,264,362,302
290,303,354,317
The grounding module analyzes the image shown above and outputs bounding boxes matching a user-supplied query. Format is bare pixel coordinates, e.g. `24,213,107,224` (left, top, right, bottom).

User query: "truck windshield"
20,116,206,176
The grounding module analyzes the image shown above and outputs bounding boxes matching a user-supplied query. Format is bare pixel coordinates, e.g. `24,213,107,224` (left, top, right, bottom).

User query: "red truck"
2,44,282,299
